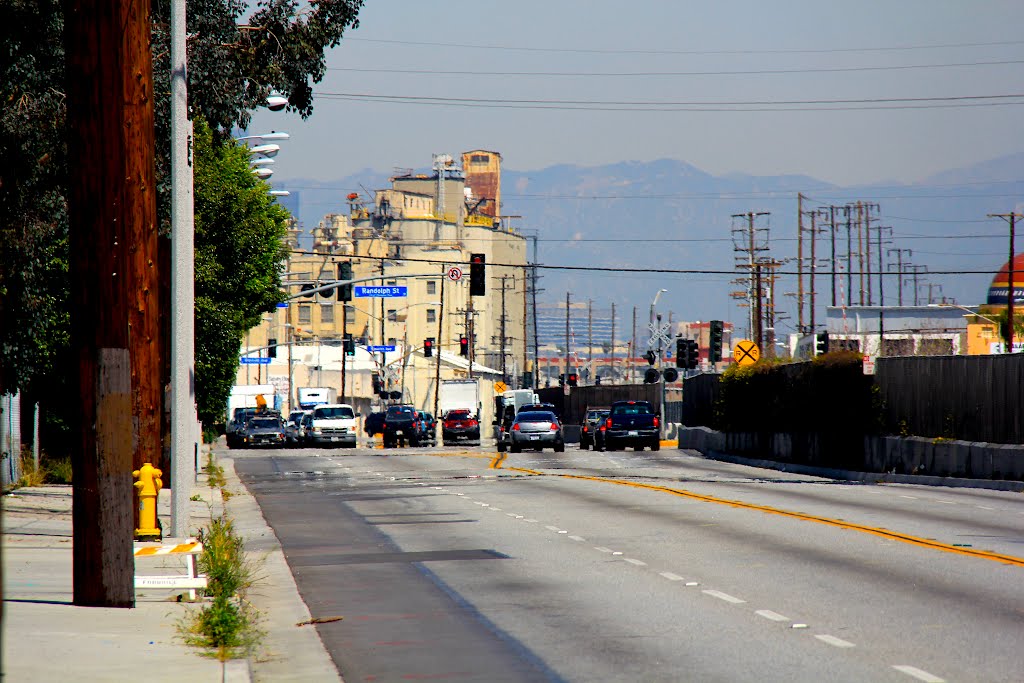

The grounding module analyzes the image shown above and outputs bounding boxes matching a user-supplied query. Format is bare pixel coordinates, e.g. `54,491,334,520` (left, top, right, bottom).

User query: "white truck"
305,403,359,448
439,379,481,420
297,386,337,410
225,384,277,447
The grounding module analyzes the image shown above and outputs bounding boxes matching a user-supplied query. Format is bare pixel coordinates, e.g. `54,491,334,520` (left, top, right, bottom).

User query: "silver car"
284,410,310,447
509,410,565,453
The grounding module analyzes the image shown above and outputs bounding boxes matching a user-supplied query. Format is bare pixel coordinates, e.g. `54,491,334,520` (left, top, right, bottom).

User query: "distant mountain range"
280,152,1024,337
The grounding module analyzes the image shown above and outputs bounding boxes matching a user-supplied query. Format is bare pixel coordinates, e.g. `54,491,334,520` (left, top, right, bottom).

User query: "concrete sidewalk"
2,453,341,682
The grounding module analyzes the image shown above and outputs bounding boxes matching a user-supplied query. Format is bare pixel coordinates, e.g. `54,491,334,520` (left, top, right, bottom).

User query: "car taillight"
582,426,588,433
382,422,387,430
605,418,612,429
513,423,520,431
469,419,478,427
653,416,659,427
550,423,559,431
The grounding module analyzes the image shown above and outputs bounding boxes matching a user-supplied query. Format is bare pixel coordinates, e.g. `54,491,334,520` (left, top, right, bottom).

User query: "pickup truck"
382,405,422,448
596,400,660,452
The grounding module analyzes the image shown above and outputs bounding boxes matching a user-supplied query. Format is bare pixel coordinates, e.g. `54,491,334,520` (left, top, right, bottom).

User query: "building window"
427,280,437,295
345,306,356,324
298,305,311,324
387,309,397,322
427,309,436,323
321,305,334,324
471,154,489,163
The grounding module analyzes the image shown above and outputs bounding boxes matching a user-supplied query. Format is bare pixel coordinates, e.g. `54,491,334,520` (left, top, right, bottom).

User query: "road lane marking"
524,519,538,523
611,551,623,556
702,590,745,604
899,495,918,500
568,535,586,542
594,547,613,553
892,665,946,682
489,507,502,511
623,558,647,566
506,513,519,518
545,525,561,532
659,572,685,581
815,634,855,648
976,506,994,510
498,467,1024,567
755,610,789,622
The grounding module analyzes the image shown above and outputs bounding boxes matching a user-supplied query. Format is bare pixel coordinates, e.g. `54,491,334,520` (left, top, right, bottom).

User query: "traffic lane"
232,451,557,683
329,460,912,682
588,449,1024,557
447,465,1023,683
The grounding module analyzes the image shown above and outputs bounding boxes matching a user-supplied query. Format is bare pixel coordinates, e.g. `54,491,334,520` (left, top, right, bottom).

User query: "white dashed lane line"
623,558,647,566
815,634,855,648
659,572,685,581
568,535,586,542
892,665,946,682
594,546,614,553
702,590,746,604
755,610,790,622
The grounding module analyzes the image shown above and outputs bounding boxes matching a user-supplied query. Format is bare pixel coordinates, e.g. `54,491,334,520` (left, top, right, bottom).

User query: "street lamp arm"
928,303,1001,326
282,272,444,301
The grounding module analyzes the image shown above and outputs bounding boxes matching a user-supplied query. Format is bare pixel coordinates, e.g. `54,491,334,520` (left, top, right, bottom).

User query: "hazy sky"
248,1,1024,187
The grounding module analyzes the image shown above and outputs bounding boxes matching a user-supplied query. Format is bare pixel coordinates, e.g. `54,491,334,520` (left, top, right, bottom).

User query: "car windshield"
447,410,472,420
314,407,354,419
587,411,608,420
250,418,282,429
517,411,556,423
612,404,654,416
386,407,414,418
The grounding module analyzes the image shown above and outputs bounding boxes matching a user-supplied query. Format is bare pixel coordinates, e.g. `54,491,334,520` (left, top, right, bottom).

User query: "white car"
305,404,359,448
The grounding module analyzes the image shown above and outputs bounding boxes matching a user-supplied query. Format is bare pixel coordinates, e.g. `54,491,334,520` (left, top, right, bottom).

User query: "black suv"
383,405,422,448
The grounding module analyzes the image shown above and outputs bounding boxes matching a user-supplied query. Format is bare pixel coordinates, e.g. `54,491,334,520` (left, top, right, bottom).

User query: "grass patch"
15,449,73,487
178,454,264,660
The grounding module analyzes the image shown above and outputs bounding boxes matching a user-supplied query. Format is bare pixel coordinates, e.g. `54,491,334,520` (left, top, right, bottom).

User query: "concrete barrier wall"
678,426,1024,481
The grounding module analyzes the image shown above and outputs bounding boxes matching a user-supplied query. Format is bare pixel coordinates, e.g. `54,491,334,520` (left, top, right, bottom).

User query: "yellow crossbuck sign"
732,339,760,366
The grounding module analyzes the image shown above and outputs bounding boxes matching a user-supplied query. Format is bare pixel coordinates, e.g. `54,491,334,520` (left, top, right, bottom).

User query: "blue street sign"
355,285,408,298
276,302,288,308
366,345,396,353
239,357,272,365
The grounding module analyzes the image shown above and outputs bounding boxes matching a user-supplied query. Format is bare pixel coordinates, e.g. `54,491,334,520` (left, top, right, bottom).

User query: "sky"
249,0,1024,187
244,1,1024,344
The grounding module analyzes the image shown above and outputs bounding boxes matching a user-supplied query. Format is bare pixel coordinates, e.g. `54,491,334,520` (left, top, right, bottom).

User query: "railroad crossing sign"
447,266,463,282
647,321,673,350
732,339,760,366
493,381,507,394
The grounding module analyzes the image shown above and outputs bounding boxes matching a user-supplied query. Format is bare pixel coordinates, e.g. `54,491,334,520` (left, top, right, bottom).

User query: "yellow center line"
494,460,1024,567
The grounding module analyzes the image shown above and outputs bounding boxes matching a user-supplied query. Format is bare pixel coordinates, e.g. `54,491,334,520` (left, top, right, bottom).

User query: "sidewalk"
2,452,341,682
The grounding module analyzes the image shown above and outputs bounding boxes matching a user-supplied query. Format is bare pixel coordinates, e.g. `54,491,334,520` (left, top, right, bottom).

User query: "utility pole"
856,201,865,306
499,275,508,382
806,210,820,332
887,248,912,306
797,193,805,334
610,302,616,383
844,206,854,306
989,212,1022,352
65,0,158,607
631,306,637,383
433,264,445,419
862,203,880,305
828,205,838,307
564,292,571,386
905,265,927,306
731,211,770,340
587,299,593,381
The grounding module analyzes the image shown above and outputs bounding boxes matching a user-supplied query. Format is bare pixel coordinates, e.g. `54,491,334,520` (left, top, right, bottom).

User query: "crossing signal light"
662,367,679,383
343,333,355,356
268,338,277,358
645,349,657,366
469,253,485,296
567,372,578,387
424,338,433,357
459,336,469,356
815,331,830,356
708,320,724,364
372,373,383,396
643,368,660,384
337,261,353,301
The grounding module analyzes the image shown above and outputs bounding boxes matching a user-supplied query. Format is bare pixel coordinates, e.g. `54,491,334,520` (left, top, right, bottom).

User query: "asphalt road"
230,443,1024,683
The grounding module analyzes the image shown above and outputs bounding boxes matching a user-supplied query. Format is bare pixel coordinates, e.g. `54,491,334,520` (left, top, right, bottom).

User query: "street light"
929,303,1003,354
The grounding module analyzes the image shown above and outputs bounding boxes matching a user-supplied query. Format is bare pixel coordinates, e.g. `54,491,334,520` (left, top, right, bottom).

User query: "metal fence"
537,383,661,425
876,354,1024,444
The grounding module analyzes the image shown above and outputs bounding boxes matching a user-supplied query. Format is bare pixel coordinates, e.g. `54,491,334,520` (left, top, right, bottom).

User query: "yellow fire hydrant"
133,462,163,541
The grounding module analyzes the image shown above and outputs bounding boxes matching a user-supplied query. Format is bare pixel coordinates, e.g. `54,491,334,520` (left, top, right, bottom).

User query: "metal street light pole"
650,288,667,438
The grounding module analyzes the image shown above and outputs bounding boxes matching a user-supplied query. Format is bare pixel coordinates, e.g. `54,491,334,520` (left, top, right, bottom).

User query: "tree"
0,0,365,444
192,118,289,426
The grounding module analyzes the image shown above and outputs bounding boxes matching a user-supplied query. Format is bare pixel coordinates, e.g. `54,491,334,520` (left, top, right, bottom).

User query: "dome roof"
986,253,1024,305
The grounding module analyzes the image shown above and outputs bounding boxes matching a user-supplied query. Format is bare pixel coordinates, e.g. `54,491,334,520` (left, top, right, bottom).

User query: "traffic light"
708,320,724,364
300,283,315,298
643,368,660,384
815,331,830,356
459,336,469,356
423,338,433,357
469,253,485,296
267,338,277,358
687,339,699,369
337,261,353,301
343,333,355,356
675,337,686,368
567,372,578,387
645,349,657,366
558,373,565,387
372,373,383,396
595,376,602,386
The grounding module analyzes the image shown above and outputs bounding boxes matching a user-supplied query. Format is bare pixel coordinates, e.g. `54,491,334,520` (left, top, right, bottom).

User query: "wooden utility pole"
887,248,912,306
610,302,616,382
631,306,637,383
433,265,444,418
989,212,1023,352
65,0,158,607
797,193,805,333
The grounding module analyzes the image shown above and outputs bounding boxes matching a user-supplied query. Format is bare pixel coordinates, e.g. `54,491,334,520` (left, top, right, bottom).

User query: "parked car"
442,409,481,446
579,407,610,450
364,411,386,437
226,407,258,448
241,415,286,448
284,410,310,447
383,405,422,448
597,400,660,452
508,410,564,453
418,411,438,446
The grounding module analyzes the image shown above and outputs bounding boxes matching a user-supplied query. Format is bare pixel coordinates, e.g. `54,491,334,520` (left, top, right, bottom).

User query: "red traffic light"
459,336,469,356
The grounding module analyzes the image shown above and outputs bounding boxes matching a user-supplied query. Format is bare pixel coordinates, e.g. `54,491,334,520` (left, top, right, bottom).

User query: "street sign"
732,339,760,366
355,285,408,298
240,357,271,365
494,381,507,394
447,266,463,282
366,345,396,352
647,321,673,350
862,355,876,375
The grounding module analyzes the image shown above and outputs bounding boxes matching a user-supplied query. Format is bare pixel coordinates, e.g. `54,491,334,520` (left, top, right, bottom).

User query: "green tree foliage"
0,0,364,440
193,118,289,426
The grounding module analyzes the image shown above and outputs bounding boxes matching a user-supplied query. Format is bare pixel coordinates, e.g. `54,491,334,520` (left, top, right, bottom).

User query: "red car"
442,409,481,446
